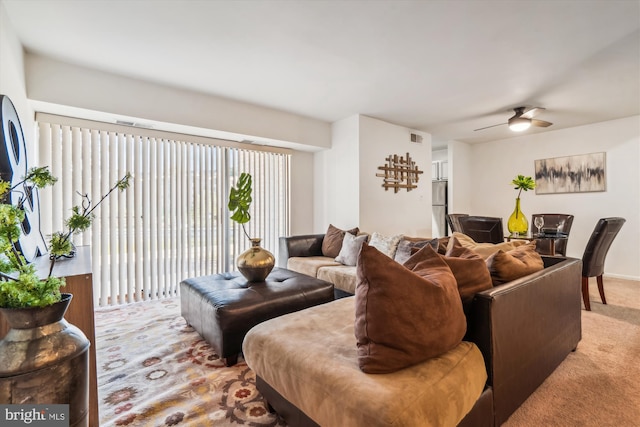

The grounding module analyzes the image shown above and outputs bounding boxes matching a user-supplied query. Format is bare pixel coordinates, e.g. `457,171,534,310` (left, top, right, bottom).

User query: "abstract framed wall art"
534,152,606,194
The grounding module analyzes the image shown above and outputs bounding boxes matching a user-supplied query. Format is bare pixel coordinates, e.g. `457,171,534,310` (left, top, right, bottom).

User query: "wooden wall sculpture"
376,152,423,193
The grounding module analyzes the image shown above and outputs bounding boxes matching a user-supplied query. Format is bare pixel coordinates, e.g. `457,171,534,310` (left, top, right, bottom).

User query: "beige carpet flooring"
95,277,639,426
504,277,640,426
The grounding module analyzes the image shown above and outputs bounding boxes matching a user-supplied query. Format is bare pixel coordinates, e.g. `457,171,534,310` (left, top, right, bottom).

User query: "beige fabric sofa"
279,233,438,294
287,256,356,293
279,232,528,294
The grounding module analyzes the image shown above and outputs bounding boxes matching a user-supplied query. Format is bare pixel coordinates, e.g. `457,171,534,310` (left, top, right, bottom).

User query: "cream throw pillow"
335,233,368,266
447,232,527,260
368,232,403,258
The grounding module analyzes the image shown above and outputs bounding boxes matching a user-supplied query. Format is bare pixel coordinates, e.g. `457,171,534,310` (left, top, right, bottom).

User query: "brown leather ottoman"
180,267,334,366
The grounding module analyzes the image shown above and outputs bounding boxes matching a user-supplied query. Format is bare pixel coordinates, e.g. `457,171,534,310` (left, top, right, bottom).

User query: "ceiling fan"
474,107,553,132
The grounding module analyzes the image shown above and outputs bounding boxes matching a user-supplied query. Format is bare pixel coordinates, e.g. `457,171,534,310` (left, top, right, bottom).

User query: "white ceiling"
3,0,640,148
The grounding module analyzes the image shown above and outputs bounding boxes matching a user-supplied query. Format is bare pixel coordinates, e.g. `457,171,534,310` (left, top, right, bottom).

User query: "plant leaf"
228,173,252,224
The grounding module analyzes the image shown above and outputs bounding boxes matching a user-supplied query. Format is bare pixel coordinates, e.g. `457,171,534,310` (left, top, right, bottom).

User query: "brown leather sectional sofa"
273,233,582,426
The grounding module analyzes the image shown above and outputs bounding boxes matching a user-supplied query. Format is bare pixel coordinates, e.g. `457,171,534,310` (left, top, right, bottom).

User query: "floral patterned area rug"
95,298,287,427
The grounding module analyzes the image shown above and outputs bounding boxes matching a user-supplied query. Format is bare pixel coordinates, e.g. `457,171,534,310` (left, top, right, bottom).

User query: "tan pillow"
355,243,466,374
442,243,493,300
486,242,545,286
447,232,526,259
321,224,359,258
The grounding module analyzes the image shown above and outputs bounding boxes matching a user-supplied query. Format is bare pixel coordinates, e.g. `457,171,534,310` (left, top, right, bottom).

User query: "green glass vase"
507,198,529,235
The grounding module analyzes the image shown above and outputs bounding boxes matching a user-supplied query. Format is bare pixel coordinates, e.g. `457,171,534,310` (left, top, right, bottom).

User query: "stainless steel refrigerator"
432,180,448,237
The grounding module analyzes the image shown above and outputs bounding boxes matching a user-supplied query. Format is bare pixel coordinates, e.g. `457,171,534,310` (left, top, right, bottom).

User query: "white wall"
315,115,432,237
358,116,431,236
289,150,315,235
458,116,639,280
25,54,331,151
313,115,360,232
0,1,34,153
447,140,473,215
432,149,447,162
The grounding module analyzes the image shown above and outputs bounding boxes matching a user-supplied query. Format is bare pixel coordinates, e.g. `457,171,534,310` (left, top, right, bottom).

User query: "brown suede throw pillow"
442,243,493,300
485,242,545,286
355,243,466,374
437,236,450,254
322,224,359,258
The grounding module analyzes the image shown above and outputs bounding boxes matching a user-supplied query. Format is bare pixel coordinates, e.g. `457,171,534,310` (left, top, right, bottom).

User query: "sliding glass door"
36,114,290,306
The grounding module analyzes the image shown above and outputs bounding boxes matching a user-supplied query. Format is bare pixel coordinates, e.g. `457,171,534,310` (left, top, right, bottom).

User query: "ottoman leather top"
182,268,334,329
180,267,334,363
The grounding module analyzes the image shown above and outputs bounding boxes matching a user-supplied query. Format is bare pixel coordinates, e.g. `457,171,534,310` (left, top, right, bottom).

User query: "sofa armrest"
278,234,325,268
467,256,582,425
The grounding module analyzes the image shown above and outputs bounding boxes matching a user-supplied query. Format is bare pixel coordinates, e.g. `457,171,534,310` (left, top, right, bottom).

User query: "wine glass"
534,216,544,236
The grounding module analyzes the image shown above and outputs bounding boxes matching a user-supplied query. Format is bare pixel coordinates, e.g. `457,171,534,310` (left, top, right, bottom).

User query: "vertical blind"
36,114,290,306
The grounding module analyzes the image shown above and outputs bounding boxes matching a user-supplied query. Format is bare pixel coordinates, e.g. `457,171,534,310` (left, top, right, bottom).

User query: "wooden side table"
0,246,99,427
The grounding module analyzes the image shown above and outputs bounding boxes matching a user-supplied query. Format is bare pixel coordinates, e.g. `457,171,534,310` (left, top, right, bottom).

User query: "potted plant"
508,174,536,235
0,166,130,308
0,166,129,422
228,172,274,281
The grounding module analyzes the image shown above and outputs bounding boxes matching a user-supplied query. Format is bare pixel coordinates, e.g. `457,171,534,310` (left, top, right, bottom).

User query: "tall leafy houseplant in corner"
228,172,275,282
508,174,536,235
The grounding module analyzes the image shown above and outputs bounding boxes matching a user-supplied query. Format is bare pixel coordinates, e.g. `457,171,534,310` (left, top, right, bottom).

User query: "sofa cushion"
335,233,368,266
447,232,526,259
287,256,342,278
393,237,439,264
355,243,467,374
243,297,487,427
486,242,545,285
317,265,358,294
368,232,404,258
322,224,359,258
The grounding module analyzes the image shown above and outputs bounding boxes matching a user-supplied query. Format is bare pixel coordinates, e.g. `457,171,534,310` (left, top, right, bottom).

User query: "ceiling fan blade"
531,119,553,127
473,122,507,131
521,107,545,119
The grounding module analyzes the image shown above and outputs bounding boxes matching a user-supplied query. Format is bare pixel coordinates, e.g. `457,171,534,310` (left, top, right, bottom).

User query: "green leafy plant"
511,174,536,199
0,167,130,308
227,172,252,240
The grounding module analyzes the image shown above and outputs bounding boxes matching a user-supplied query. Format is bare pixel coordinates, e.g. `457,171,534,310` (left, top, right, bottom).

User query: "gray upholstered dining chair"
581,217,626,311
531,213,574,256
446,213,468,234
457,215,504,244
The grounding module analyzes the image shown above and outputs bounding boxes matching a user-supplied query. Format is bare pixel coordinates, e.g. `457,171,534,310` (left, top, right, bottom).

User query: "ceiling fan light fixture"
508,117,531,132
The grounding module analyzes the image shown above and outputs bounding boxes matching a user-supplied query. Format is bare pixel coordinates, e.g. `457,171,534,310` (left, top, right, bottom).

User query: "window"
36,114,290,306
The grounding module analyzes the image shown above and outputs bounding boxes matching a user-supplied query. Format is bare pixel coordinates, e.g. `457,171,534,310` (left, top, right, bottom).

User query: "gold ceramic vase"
507,197,529,235
237,238,275,282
